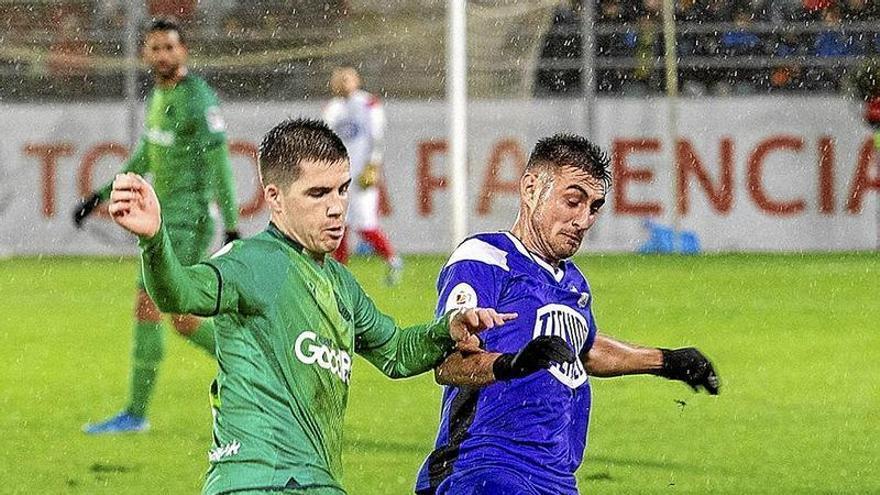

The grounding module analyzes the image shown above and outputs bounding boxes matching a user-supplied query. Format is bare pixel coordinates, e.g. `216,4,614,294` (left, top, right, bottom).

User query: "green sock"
125,321,164,418
186,319,217,357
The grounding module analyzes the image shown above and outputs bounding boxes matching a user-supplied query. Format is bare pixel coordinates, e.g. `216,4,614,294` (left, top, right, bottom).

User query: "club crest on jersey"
533,304,589,388
569,286,591,308
578,292,590,308
444,283,478,313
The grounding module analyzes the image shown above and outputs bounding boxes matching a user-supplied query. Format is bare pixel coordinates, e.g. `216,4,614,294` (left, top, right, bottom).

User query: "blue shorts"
433,467,571,495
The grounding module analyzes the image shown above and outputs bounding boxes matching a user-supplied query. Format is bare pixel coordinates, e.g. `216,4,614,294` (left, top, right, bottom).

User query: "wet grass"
1,252,877,494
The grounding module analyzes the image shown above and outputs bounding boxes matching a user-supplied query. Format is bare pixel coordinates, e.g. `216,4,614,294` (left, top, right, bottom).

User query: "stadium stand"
1,0,879,100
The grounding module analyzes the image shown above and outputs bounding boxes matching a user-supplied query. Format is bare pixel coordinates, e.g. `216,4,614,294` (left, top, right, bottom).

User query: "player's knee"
171,314,201,336
135,291,163,322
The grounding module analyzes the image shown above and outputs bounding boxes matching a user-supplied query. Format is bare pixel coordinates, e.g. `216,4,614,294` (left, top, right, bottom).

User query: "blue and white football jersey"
415,232,598,495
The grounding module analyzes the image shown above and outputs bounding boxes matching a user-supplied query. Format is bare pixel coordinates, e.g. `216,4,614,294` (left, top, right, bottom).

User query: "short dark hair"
259,118,349,186
526,133,612,191
148,18,185,44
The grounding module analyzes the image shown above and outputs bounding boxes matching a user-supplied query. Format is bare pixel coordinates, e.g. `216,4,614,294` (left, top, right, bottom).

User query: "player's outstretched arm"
582,333,664,377
109,173,232,317
583,334,719,395
205,142,240,241
74,141,148,227
435,335,576,387
353,284,515,378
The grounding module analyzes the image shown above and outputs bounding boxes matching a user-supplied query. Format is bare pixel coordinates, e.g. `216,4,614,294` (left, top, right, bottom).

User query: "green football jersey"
138,223,455,494
99,73,238,230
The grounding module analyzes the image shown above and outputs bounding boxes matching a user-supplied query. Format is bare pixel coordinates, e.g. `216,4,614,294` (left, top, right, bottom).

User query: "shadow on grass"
586,454,687,470
344,438,698,475
89,462,137,474
344,436,427,456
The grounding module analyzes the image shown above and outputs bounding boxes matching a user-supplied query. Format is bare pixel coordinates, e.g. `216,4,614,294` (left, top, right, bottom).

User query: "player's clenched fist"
656,347,720,395
493,336,576,381
108,173,162,238
449,308,517,353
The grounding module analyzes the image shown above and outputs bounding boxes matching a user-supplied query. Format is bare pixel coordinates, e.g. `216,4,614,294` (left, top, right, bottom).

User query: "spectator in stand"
703,0,734,22
597,0,625,23
535,2,583,96
814,7,861,57
717,9,766,94
770,30,806,92
720,9,764,57
771,0,808,22
840,0,868,21
803,0,835,19
621,5,661,95
806,6,861,91
596,0,633,93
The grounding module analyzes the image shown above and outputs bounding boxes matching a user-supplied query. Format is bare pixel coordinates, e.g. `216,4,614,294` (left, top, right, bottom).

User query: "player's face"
531,166,606,260
330,69,360,97
269,159,351,258
143,31,187,81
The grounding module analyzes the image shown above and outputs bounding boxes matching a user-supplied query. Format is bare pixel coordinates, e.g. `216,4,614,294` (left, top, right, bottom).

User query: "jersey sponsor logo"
144,127,175,146
444,283,478,313
206,106,226,133
533,304,589,389
294,331,352,384
208,440,241,462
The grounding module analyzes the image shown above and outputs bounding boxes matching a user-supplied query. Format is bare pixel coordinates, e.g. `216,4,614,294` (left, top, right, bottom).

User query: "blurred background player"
323,66,403,285
74,18,239,435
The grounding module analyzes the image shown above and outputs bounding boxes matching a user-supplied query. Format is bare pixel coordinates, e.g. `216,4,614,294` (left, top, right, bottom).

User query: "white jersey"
323,89,385,180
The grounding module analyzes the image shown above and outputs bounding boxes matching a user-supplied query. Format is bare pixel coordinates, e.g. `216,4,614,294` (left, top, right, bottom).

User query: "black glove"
493,336,576,381
224,231,241,244
657,347,720,395
73,192,102,228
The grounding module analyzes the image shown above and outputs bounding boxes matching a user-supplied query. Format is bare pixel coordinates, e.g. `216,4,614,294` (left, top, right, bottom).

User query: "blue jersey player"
415,134,720,495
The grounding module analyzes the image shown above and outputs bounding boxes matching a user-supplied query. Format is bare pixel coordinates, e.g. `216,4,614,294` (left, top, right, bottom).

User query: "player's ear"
264,184,282,213
521,173,540,210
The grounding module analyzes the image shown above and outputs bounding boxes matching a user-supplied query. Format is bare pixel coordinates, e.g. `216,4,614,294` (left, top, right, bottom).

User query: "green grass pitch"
1,252,878,494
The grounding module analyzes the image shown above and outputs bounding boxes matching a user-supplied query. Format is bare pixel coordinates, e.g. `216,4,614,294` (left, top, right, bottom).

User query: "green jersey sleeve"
208,143,239,231
347,273,455,378
187,80,239,230
96,138,149,201
138,222,239,316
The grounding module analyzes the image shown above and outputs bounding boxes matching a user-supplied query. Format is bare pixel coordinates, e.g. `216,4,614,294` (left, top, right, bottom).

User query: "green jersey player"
106,118,521,494
77,19,239,434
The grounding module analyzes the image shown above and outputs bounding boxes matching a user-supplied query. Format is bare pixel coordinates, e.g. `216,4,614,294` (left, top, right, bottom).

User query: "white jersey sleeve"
368,96,385,164
322,99,344,129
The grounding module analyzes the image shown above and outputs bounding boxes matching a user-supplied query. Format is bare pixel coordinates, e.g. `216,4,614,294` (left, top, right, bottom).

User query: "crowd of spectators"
3,0,879,100
536,0,880,96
